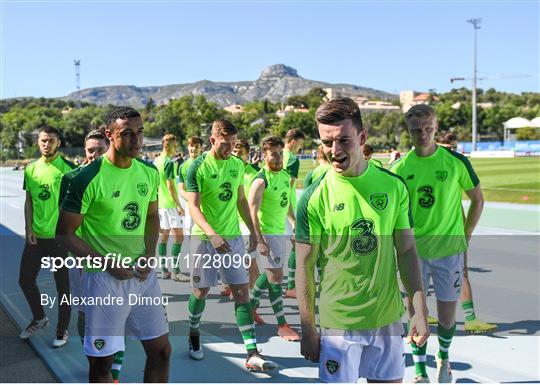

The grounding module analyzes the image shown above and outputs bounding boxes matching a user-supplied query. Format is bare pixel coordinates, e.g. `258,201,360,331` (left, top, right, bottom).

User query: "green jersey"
242,163,260,197
283,148,300,210
62,155,159,271
390,145,479,259
23,155,76,238
179,158,194,185
154,154,177,209
296,163,412,330
252,168,291,235
186,153,245,239
303,164,331,188
370,158,383,168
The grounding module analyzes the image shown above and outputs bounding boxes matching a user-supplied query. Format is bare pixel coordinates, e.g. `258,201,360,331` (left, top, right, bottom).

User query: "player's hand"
407,310,430,347
25,229,37,245
247,233,258,253
257,240,271,256
210,235,231,254
177,206,185,216
135,256,152,282
301,331,320,362
108,266,136,281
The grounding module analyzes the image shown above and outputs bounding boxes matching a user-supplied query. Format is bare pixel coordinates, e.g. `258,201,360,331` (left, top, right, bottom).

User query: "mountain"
63,64,396,107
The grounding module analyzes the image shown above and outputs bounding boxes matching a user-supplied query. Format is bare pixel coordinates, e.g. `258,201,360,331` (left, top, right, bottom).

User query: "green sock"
111,350,124,381
171,243,182,274
287,249,296,290
411,341,428,377
250,273,269,308
462,300,476,321
268,283,286,325
437,323,456,360
188,294,206,332
234,302,257,353
158,243,168,273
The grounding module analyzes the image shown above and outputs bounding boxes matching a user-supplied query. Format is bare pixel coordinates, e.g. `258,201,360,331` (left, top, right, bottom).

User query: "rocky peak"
258,64,299,79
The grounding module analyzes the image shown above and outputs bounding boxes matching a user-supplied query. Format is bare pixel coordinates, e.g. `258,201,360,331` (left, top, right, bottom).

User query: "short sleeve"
289,159,300,179
186,157,203,193
62,175,91,215
23,168,29,190
394,180,413,230
150,170,159,202
457,156,479,192
164,159,175,180
303,170,314,188
296,184,322,244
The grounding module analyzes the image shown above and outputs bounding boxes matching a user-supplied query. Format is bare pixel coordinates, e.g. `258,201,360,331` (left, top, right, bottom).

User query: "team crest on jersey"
230,170,238,178
193,276,201,283
370,192,388,210
274,257,281,264
94,338,105,350
325,360,339,374
137,183,148,197
436,170,448,182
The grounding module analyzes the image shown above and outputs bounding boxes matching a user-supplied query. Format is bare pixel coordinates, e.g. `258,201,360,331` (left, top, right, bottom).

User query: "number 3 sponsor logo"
121,201,141,231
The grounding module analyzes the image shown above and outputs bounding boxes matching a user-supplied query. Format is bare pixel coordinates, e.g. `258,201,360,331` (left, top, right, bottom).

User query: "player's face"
107,116,144,159
37,132,60,158
407,116,438,149
264,145,283,172
188,143,202,158
233,145,248,161
164,139,177,155
319,119,367,176
211,133,237,160
85,138,108,162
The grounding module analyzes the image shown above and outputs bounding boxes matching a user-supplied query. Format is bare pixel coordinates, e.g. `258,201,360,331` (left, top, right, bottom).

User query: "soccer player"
56,107,171,382
438,132,497,333
19,125,76,348
154,133,189,282
247,136,299,340
296,97,429,383
185,119,277,372
178,136,203,237
391,104,485,382
282,128,305,299
362,144,383,168
303,144,331,188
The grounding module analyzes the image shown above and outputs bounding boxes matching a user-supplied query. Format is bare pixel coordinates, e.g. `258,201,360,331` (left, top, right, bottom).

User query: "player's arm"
247,178,268,254
56,210,103,261
24,191,36,245
296,241,320,362
137,200,160,281
237,184,257,252
287,203,296,233
178,182,188,201
394,228,429,347
464,185,484,243
167,179,184,215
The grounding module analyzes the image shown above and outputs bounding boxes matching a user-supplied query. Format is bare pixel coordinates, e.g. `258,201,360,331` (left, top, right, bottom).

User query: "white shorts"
259,235,286,269
319,321,405,383
421,253,464,302
82,271,169,357
68,267,83,312
183,204,194,236
158,208,183,230
189,236,249,288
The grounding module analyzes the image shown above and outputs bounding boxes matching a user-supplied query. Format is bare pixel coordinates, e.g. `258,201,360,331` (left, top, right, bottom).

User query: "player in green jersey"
19,125,76,347
303,144,331,188
391,104,485,383
154,133,189,282
57,107,171,382
185,119,277,372
247,136,299,340
282,128,305,299
296,97,429,383
362,143,384,168
178,136,203,237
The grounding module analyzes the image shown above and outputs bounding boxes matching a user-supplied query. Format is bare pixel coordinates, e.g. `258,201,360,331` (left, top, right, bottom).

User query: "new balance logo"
406,175,415,181
333,203,345,211
112,191,120,198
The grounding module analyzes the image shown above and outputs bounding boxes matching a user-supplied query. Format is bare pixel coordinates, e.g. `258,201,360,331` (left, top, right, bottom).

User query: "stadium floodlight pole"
467,18,481,152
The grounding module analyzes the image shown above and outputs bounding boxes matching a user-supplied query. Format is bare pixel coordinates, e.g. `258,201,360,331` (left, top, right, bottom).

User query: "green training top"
296,163,412,330
283,148,300,210
390,145,479,259
62,155,159,271
238,162,260,224
252,168,291,235
303,163,332,188
179,158,194,185
154,154,177,209
186,153,245,239
23,155,76,238
369,158,383,168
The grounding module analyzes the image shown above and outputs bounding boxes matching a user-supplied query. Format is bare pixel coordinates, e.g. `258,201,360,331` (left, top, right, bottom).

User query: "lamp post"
467,18,481,151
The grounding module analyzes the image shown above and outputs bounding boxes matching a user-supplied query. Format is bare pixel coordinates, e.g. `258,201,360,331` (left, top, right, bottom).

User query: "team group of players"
17,97,496,383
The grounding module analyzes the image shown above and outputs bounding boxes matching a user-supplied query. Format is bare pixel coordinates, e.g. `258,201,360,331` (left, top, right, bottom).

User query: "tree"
516,127,540,140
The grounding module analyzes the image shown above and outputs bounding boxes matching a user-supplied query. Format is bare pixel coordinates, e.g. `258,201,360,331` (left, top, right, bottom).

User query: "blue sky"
1,0,538,99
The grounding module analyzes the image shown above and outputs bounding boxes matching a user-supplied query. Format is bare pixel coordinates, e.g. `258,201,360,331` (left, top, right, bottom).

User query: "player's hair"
439,132,457,145
211,119,237,137
38,125,62,140
187,136,203,146
84,127,108,145
162,133,177,145
261,136,284,151
106,106,141,129
315,97,364,133
405,104,436,122
235,139,250,153
284,129,305,143
362,144,374,157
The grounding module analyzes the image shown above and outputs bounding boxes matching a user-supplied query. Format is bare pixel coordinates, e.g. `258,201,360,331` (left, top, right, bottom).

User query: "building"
224,104,244,114
399,90,439,112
